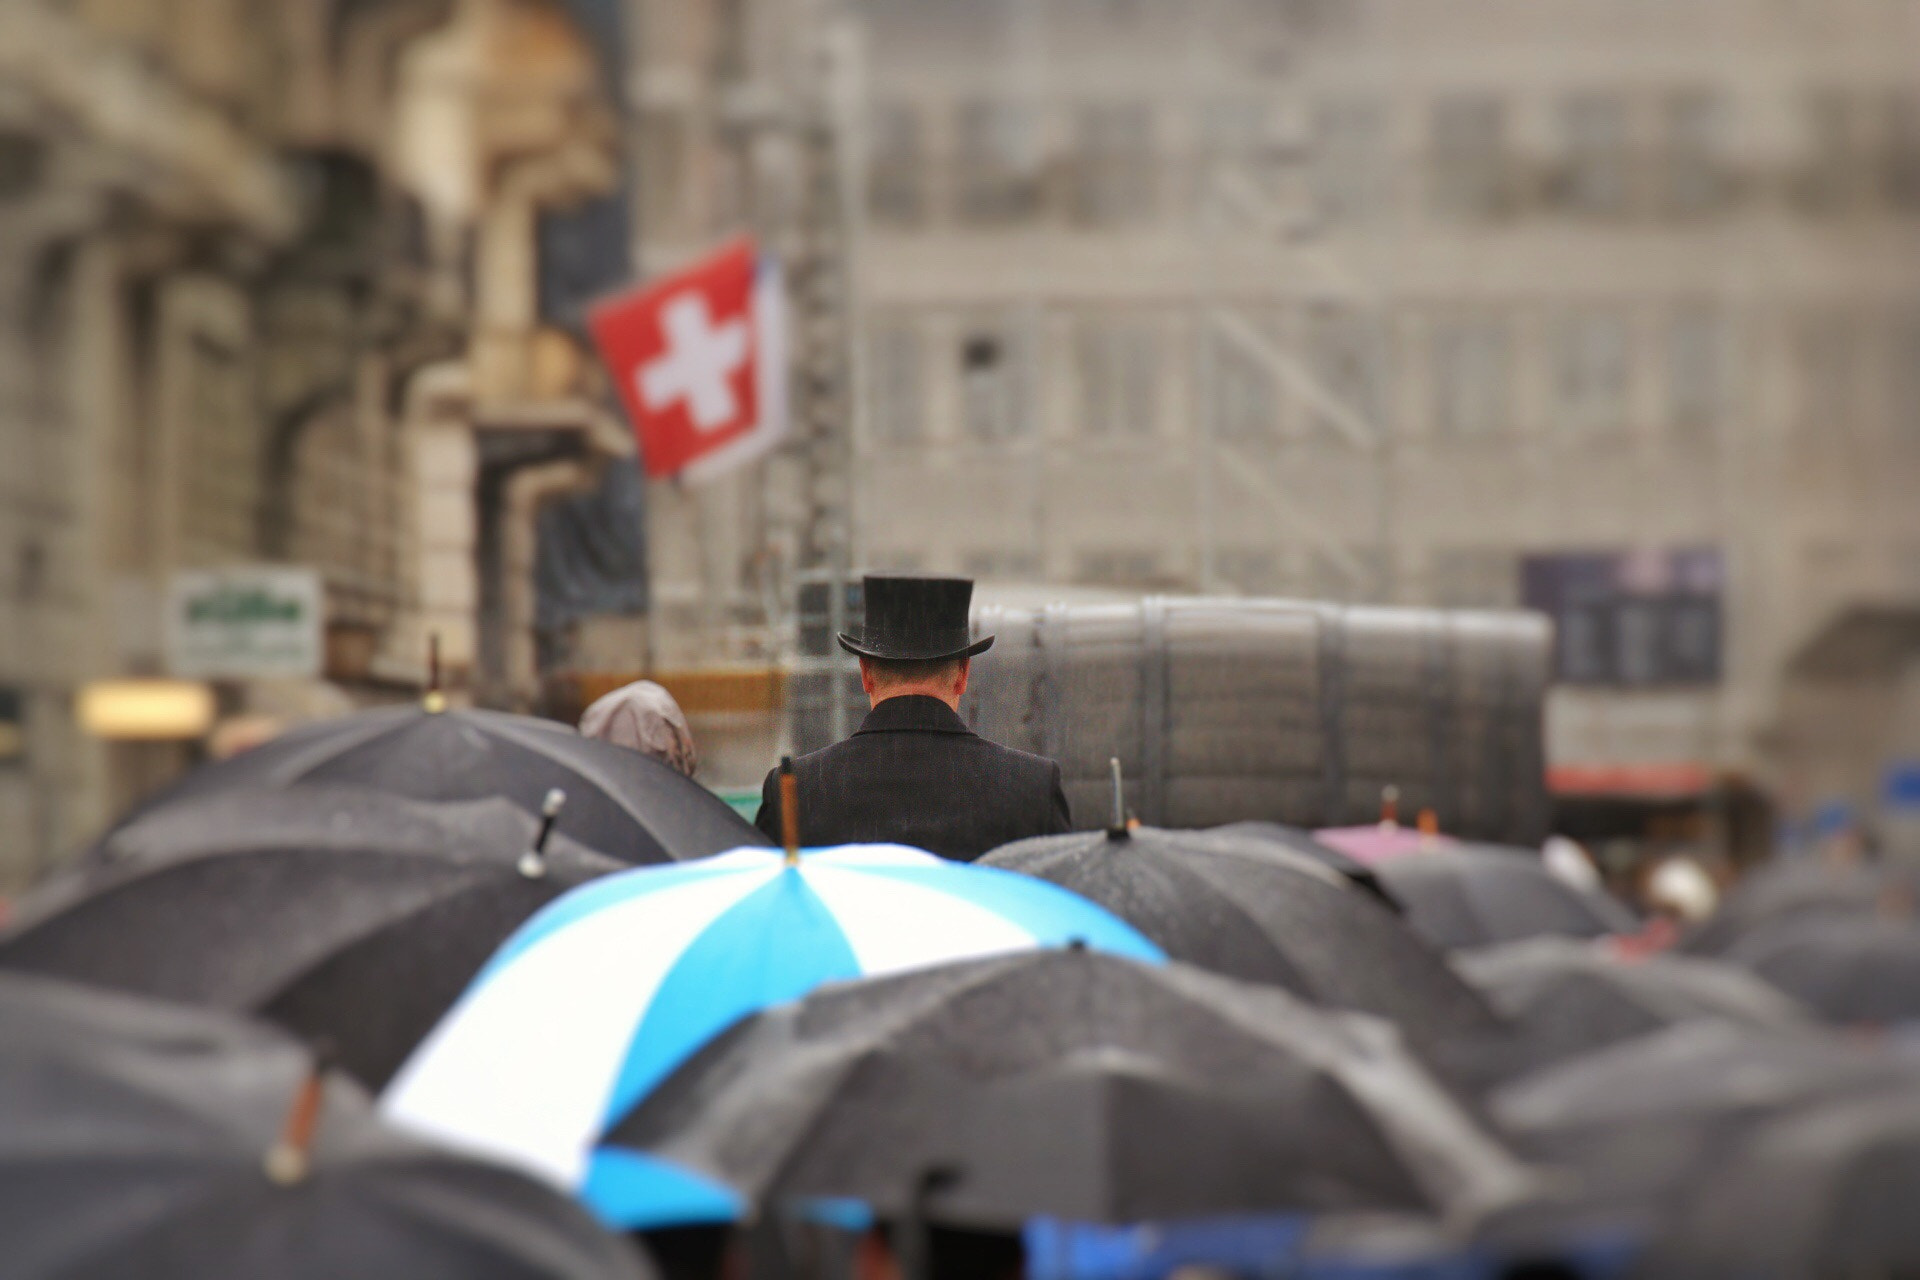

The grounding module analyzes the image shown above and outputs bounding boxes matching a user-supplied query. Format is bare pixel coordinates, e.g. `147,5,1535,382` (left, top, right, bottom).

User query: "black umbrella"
610,948,1537,1229
1372,845,1637,951
1636,1085,1920,1279
106,703,764,863
1724,914,1920,1025
1454,936,1810,1071
980,826,1500,1048
0,785,623,1088
0,974,651,1279
1679,858,1918,956
1205,820,1401,910
1488,1021,1918,1210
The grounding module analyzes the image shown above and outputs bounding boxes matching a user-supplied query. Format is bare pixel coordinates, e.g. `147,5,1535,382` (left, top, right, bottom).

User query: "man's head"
858,655,971,710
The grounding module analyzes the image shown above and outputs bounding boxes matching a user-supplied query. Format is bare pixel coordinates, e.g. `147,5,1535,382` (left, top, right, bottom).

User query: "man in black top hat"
753,574,1072,861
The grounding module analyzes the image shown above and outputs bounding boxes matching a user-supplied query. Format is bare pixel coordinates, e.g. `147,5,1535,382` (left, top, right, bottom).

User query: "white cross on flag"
589,238,787,484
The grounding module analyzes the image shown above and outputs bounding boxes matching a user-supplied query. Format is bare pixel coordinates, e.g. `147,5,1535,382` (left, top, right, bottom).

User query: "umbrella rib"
246,868,500,1016
472,714,681,834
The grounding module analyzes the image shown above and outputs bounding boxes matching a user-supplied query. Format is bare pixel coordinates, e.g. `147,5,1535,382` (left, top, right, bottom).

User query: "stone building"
829,0,1920,854
621,0,1920,844
0,0,637,884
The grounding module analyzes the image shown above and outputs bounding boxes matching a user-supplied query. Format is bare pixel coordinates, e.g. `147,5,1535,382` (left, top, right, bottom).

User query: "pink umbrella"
1313,822,1456,866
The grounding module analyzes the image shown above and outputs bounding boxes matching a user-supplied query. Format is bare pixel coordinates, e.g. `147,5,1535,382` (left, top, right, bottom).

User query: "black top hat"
837,575,995,662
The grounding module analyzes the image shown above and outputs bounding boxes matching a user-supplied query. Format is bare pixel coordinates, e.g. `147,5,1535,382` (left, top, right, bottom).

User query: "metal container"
962,597,1551,845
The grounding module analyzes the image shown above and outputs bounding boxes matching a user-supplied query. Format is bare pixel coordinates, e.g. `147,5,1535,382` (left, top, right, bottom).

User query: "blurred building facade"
0,0,636,883
825,0,1920,853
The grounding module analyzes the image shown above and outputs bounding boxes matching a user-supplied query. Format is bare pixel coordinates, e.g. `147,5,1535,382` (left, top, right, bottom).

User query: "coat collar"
853,694,975,737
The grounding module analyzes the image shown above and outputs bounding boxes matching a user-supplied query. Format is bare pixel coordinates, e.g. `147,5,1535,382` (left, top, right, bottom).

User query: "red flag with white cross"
588,238,788,484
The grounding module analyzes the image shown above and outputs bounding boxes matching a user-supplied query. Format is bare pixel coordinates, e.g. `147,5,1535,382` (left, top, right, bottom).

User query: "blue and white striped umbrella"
382,843,1163,1227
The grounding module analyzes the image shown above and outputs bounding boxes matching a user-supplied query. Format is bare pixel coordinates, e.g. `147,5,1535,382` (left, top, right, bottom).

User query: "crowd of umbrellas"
2,702,1919,1279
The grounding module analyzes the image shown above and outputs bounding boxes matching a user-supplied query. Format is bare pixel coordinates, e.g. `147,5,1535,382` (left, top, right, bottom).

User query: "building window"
1794,90,1864,216
962,549,1042,581
1430,95,1511,221
867,102,924,227
1312,97,1386,226
1075,548,1161,587
1430,548,1518,609
1667,306,1727,434
958,319,1030,442
1557,94,1632,216
1661,90,1731,216
1309,546,1386,603
1794,310,1860,434
956,99,1041,226
1201,96,1267,159
1888,305,1920,442
1068,101,1155,227
1207,327,1279,441
1216,547,1282,594
1431,315,1510,438
870,319,923,444
1305,306,1391,440
1553,309,1631,436
868,551,926,574
1076,314,1159,438
1882,92,1920,213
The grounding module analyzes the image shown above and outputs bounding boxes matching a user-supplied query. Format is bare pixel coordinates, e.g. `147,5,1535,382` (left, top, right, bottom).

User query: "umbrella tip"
520,789,567,877
1065,936,1087,952
1106,757,1130,840
264,1040,335,1186
1378,784,1400,829
778,756,801,866
423,632,445,712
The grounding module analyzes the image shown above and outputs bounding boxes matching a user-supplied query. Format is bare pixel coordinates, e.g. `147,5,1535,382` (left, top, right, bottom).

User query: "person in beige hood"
577,679,697,778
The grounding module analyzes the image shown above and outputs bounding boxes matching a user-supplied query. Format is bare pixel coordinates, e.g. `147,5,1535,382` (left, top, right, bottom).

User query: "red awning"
1547,762,1714,798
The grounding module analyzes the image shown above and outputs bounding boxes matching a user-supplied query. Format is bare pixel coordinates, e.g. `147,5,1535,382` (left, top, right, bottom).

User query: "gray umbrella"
1489,1021,1919,1211
0,974,651,1280
1724,914,1920,1025
1680,858,1918,956
1373,845,1637,951
1455,936,1810,1071
1635,1085,1920,1279
102,704,763,864
1203,821,1402,910
0,785,622,1088
608,948,1538,1230
979,826,1500,1048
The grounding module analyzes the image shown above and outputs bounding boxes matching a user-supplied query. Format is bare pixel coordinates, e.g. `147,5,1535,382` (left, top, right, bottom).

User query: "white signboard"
166,567,324,680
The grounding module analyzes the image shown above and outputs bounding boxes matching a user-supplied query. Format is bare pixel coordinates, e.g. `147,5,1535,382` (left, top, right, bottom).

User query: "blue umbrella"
382,843,1162,1227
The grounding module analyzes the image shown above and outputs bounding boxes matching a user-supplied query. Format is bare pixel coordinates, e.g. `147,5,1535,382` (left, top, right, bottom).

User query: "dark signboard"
1521,548,1723,687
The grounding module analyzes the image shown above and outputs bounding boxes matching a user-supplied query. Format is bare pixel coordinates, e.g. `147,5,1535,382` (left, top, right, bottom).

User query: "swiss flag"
588,238,788,484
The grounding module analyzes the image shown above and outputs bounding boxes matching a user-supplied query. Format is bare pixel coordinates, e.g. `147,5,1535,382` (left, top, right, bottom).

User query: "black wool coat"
753,695,1073,862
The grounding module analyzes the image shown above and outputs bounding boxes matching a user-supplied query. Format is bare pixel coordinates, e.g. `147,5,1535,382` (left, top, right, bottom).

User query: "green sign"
166,567,324,680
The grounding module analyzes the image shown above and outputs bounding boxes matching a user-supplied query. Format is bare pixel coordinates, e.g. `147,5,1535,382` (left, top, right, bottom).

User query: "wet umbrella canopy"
1635,1085,1920,1279
609,948,1537,1230
980,825,1499,1048
0,785,624,1088
1455,936,1810,1071
380,843,1161,1228
1679,859,1918,957
1371,845,1636,951
1488,1021,1919,1209
1203,820,1401,910
1724,915,1920,1025
105,704,763,864
0,975,651,1280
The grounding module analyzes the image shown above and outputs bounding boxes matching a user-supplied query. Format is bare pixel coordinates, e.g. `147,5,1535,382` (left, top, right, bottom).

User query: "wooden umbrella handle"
778,756,800,865
264,1044,334,1185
